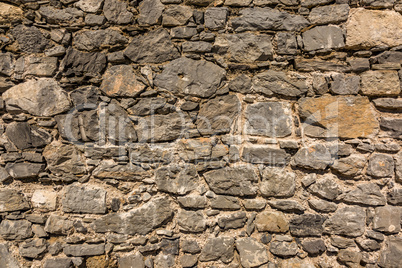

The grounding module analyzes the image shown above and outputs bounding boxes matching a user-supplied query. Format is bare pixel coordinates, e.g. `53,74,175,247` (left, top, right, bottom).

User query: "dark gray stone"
308,4,350,25
387,188,402,205
380,117,402,137
177,210,206,232
103,0,133,24
203,166,258,196
331,154,366,177
0,189,30,212
308,175,342,201
302,239,326,255
171,27,198,39
355,237,381,252
0,220,32,240
268,200,305,213
211,195,241,210
367,153,395,178
155,164,198,195
302,26,344,52
260,168,295,197
0,243,21,268
218,211,247,230
379,237,402,268
204,7,228,30
372,51,402,64
138,0,164,26
73,29,128,51
308,199,337,213
61,48,106,77
85,14,106,26
162,5,193,26
64,244,105,257
12,25,47,53
373,206,401,234
6,122,51,150
5,162,44,180
62,185,106,214
19,238,47,258
199,237,234,263
182,41,212,53
181,240,201,254
0,53,14,76
290,214,326,237
292,144,333,170
39,6,83,24
236,238,269,268
177,195,207,209
270,241,298,257
124,29,179,64
44,215,73,235
228,74,251,94
155,57,226,98
330,73,360,95
277,32,298,55
242,145,288,166
100,65,146,97
341,183,386,206
230,8,309,32
373,98,402,110
324,207,366,237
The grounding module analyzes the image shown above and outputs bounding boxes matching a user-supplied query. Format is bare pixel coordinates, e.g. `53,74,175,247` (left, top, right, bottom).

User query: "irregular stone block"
100,65,145,97
290,214,326,237
61,48,106,77
302,26,344,52
373,206,401,234
0,243,21,268
155,164,198,195
292,144,333,170
177,210,206,232
242,145,288,166
341,183,386,206
138,0,164,26
307,174,342,200
64,244,105,257
103,0,133,24
0,189,30,212
379,237,402,268
367,153,395,178
62,185,106,214
73,28,128,51
205,7,228,30
5,162,45,180
255,211,289,233
308,4,349,25
11,25,47,53
361,70,401,96
324,207,366,237
162,6,193,26
236,238,269,268
0,3,23,24
199,237,234,263
0,220,32,240
260,168,295,197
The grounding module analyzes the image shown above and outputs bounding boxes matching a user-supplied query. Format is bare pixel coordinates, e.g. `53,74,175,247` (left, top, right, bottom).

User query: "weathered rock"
14,56,58,78
372,51,402,64
43,141,87,176
3,78,70,117
292,144,333,170
337,249,362,265
0,53,14,77
124,29,179,64
308,4,349,25
100,65,146,97
380,117,402,138
171,27,198,39
39,6,84,24
162,6,193,26
276,32,298,55
61,48,106,77
211,195,241,210
373,206,401,234
252,70,308,97
73,29,128,51
119,253,145,268
346,8,402,48
5,122,51,150
373,98,402,110
204,7,228,30
76,0,104,13
356,237,381,252
181,240,201,254
0,3,23,24
330,73,360,95
387,188,402,206
12,25,47,53
182,41,212,53
31,190,57,211
203,166,258,196
185,0,214,5
331,154,366,177
92,160,149,181
244,102,292,137
255,211,289,233
92,197,173,235
196,94,240,135
379,237,402,268
154,57,226,98
308,199,337,213
218,212,247,230
138,0,164,26
44,215,73,235
155,165,198,195
230,8,309,32
242,145,288,166
324,207,366,237
308,174,342,200
177,195,207,209
214,33,273,62
229,74,252,94
260,168,295,197
302,26,344,52
0,189,30,212
295,58,350,72
103,0,133,24
367,153,395,178
302,239,326,255
331,236,355,249
268,200,305,213
341,184,386,206
298,95,379,139
64,244,105,257
236,238,269,268
0,220,32,240
361,70,401,97
5,162,45,180
62,185,106,214
199,237,234,263
180,255,197,268
19,238,47,258
270,241,298,257
290,214,326,237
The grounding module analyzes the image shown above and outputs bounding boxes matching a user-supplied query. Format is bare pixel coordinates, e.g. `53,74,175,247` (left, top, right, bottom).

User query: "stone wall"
0,0,401,267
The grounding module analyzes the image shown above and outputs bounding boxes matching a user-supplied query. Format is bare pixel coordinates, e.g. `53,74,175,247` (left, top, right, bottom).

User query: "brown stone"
100,65,146,97
255,211,289,233
298,95,378,139
0,3,23,24
360,70,401,96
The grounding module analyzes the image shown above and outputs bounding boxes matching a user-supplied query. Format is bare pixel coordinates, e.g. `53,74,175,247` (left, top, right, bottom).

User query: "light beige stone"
31,190,58,211
0,3,23,24
255,211,289,233
360,70,401,96
346,8,402,48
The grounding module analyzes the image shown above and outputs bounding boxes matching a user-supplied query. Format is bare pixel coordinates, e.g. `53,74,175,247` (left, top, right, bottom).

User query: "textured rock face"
0,3,23,24
360,70,401,96
324,207,366,237
346,8,402,48
302,26,344,52
100,65,146,97
62,185,107,214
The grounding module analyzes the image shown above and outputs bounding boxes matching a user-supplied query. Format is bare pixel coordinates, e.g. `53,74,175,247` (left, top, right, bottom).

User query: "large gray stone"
302,26,344,52
92,160,150,181
199,237,234,263
307,174,342,201
308,4,349,25
73,29,128,51
230,8,309,32
0,53,14,76
5,122,52,150
62,185,106,214
162,5,193,26
76,0,103,12
0,220,32,240
242,145,288,166
64,244,105,257
3,78,71,117
61,48,106,77
367,153,395,178
155,165,198,195
100,65,146,97
203,166,258,196
260,168,295,197
19,238,47,258
103,0,133,24
0,243,21,268
177,210,206,232
290,214,327,237
39,6,83,24
138,0,164,26
92,197,173,235
0,189,30,212
252,70,308,97
44,215,73,235
379,237,402,268
205,7,228,30
324,207,366,237
124,29,179,64
154,57,226,98
292,144,333,170
5,162,45,180
236,238,269,268
270,241,298,257
217,211,247,230
331,154,366,177
11,25,47,53
244,102,292,137
341,183,386,206
373,206,401,234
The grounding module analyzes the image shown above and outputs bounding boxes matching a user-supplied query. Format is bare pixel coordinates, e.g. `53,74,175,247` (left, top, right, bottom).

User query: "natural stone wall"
0,0,401,267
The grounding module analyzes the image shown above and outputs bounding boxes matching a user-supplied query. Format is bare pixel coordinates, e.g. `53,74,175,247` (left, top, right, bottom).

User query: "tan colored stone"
298,95,378,139
0,3,23,24
360,70,401,96
255,211,289,233
346,8,402,48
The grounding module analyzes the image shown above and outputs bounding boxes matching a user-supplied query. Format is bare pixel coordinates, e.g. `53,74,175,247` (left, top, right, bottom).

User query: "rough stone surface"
303,26,344,52
199,237,234,263
324,207,366,237
292,144,333,170
155,165,198,195
62,185,107,214
367,153,395,178
290,214,326,237
255,211,289,233
103,0,133,24
308,4,349,25
236,238,269,268
73,28,128,51
360,70,401,96
373,206,401,234
260,168,295,197
341,183,386,206
100,65,146,97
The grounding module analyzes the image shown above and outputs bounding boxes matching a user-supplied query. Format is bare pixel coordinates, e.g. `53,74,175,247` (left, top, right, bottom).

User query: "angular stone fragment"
230,8,309,32
236,238,269,268
387,188,402,206
0,220,32,240
255,211,289,233
244,102,292,137
218,212,247,230
295,58,350,72
367,153,395,178
268,200,305,213
341,183,386,206
61,48,106,77
3,78,71,117
211,195,241,210
242,145,288,166
178,196,207,209
12,25,47,53
0,243,21,267
203,166,258,196
292,144,333,170
330,73,360,95
0,3,23,24
5,162,45,180
6,122,51,150
103,0,133,24
199,237,234,263
214,33,273,62
373,98,402,110
64,244,105,257
44,215,73,235
260,168,295,197
138,0,164,26
196,95,240,135
308,4,349,25
379,237,402,268
31,190,57,211
39,6,84,24
19,238,47,258
331,154,366,177
177,210,206,233
100,65,146,97
302,26,344,52
62,185,106,214
0,189,30,212
154,57,226,98
372,51,402,64
155,165,198,195
290,214,326,237
119,253,145,268
0,53,14,77
124,29,179,64
373,206,401,234
302,239,326,256
15,56,58,78
277,32,298,55
298,95,379,139
360,70,401,96
92,197,173,235
270,241,298,257
204,7,228,30
308,174,342,200
162,6,193,26
73,29,128,51
93,160,149,181
346,8,402,48
324,207,366,237
252,70,308,97
76,0,104,12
